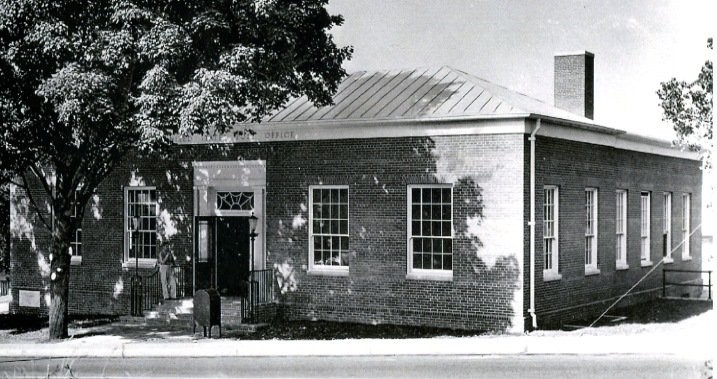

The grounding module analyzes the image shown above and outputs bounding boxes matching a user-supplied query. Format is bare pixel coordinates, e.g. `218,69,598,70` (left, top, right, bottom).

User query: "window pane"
411,221,420,236
441,205,451,220
413,254,423,269
432,254,442,270
432,221,441,236
412,188,421,204
442,188,451,204
443,255,452,270
422,188,431,203
442,221,451,237
421,205,430,219
422,254,432,269
431,189,441,203
413,238,422,252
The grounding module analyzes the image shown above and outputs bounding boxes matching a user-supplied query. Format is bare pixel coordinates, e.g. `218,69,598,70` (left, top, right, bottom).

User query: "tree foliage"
0,0,351,339
657,38,713,168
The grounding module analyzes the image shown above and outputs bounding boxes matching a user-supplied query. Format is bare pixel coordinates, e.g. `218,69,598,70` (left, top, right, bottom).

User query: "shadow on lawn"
0,314,118,335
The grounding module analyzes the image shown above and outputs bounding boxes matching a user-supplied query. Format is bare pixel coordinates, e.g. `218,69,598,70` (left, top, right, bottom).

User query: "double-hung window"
584,188,599,274
682,193,691,259
309,186,349,273
407,185,453,280
543,186,560,280
640,191,651,265
615,190,627,269
70,193,82,264
124,187,158,265
663,192,672,262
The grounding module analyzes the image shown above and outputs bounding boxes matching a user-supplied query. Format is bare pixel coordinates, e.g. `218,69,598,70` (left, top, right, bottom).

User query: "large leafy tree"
657,38,713,168
0,0,351,339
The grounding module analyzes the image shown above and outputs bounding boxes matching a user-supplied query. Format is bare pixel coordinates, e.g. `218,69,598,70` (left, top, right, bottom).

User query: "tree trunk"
48,214,72,340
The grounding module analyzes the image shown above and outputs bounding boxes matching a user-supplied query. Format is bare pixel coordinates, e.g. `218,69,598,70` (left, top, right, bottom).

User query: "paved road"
0,355,708,378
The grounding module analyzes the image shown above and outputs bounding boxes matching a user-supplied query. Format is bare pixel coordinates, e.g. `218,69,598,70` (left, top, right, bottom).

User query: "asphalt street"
0,354,709,378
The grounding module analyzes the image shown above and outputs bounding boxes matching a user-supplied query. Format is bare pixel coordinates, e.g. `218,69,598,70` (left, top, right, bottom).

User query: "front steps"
138,297,268,334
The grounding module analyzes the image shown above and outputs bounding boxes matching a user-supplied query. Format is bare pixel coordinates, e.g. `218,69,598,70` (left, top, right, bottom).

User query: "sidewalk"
0,307,713,359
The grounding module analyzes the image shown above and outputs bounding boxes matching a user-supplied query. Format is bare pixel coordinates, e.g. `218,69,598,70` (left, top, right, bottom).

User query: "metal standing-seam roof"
259,66,623,134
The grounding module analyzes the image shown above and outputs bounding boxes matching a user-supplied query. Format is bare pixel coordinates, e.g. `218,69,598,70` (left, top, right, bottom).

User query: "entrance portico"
192,161,266,296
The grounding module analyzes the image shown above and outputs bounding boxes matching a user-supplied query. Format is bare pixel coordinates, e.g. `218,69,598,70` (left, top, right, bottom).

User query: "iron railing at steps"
662,269,712,300
130,265,192,316
241,269,274,323
130,266,273,321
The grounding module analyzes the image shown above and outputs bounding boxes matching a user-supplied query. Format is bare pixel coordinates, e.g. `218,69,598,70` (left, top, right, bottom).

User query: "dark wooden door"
216,217,250,296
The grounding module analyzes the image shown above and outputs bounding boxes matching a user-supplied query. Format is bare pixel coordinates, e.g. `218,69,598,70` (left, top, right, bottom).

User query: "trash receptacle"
193,289,221,337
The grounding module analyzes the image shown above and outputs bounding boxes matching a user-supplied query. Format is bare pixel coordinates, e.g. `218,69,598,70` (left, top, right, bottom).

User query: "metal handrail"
130,264,192,315
240,269,274,323
250,269,274,305
662,269,712,300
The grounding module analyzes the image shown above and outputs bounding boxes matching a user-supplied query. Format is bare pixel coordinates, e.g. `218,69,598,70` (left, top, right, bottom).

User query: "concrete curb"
0,334,708,359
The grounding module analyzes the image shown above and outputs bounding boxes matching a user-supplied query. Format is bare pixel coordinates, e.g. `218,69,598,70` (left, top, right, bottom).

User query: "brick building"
9,52,703,333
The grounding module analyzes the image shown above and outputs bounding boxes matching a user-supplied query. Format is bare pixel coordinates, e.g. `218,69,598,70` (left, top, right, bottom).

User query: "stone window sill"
406,271,453,282
615,262,629,271
641,260,653,267
308,267,349,277
681,256,692,261
663,257,674,264
585,267,601,276
122,259,157,270
70,256,82,266
543,271,562,282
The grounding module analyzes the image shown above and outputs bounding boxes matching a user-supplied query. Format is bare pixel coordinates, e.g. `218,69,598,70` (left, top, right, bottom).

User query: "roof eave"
526,113,625,136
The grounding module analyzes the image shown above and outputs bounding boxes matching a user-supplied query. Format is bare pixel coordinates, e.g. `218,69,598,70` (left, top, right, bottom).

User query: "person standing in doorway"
158,249,177,300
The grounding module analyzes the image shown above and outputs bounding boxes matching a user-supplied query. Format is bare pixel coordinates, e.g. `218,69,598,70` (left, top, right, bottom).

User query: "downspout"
528,118,541,330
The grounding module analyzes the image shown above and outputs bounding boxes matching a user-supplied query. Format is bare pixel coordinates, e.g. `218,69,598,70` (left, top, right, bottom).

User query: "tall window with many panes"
309,186,349,271
408,185,453,276
70,193,82,263
663,192,672,260
615,190,627,269
125,187,158,261
640,192,651,263
585,188,598,272
682,193,691,259
543,186,559,277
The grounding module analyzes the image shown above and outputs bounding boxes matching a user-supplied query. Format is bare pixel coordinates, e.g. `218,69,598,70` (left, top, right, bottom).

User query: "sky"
326,0,714,140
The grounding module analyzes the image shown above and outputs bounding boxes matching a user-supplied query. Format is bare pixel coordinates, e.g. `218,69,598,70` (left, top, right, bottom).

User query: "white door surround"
192,160,267,270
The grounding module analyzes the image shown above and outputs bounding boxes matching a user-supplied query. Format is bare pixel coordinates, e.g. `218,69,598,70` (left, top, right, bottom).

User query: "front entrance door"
216,217,250,296
194,217,251,296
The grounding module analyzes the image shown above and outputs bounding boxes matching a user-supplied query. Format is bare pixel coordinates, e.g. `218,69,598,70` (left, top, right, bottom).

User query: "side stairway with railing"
663,269,712,300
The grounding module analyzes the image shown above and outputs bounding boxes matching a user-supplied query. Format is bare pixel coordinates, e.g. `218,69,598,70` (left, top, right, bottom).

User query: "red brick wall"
532,134,703,327
11,134,526,332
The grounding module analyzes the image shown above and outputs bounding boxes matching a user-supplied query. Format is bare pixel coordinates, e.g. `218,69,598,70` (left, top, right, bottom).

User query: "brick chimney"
554,51,594,120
